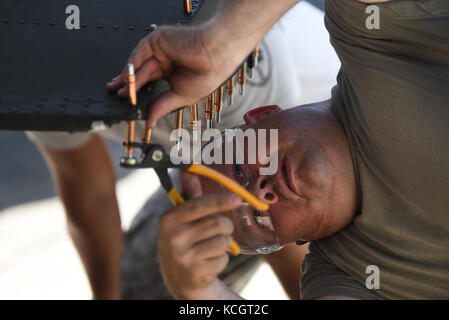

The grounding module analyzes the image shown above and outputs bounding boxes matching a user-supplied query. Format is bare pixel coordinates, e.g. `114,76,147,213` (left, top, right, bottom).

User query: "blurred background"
0,0,336,300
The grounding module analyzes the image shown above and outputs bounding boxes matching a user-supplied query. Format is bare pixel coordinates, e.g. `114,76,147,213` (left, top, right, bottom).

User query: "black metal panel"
0,0,204,131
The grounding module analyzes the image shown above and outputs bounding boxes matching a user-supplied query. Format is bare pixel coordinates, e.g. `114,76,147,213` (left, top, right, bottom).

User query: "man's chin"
238,243,286,255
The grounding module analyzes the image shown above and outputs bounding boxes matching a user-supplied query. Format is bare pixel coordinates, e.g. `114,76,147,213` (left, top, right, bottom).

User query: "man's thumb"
147,90,184,128
180,171,202,200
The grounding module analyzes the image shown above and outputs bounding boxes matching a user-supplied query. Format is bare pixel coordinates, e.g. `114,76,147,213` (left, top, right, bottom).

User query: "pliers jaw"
120,142,189,169
120,142,190,170
120,142,190,196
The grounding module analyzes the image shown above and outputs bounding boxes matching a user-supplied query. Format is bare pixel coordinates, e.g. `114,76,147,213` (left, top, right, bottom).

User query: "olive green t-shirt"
301,0,449,299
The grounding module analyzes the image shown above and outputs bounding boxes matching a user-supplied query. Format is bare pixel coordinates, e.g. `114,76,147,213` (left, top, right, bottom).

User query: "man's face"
199,104,353,253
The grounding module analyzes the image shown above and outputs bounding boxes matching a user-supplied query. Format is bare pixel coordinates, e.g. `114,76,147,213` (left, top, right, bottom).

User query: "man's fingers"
115,63,164,98
146,90,188,128
193,235,233,260
127,35,155,71
180,171,202,200
107,33,156,93
187,215,234,245
201,254,230,276
165,193,242,223
106,68,127,92
135,59,164,91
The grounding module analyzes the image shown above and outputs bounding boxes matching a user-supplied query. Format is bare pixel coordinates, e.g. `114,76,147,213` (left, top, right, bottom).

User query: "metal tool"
128,63,137,106
247,52,255,79
226,76,235,106
175,109,184,151
121,63,137,165
121,142,271,256
205,94,214,130
238,62,247,96
190,103,200,142
184,0,192,15
254,45,260,67
214,86,224,123
143,127,153,144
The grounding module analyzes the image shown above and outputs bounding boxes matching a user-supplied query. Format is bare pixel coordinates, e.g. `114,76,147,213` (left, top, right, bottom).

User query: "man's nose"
251,175,278,205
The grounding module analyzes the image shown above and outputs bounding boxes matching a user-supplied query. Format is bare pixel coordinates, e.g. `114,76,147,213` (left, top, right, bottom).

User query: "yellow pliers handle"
167,164,270,256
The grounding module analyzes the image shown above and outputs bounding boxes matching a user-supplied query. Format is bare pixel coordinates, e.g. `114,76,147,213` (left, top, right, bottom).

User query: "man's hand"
107,0,300,127
107,25,242,128
158,173,243,299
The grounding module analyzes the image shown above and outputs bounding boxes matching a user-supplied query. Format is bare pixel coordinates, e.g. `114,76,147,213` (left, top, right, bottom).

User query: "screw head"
152,150,163,162
121,156,137,166
126,157,137,166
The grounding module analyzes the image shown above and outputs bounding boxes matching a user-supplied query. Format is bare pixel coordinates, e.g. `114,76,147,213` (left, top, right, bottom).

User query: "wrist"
199,0,300,70
199,22,248,77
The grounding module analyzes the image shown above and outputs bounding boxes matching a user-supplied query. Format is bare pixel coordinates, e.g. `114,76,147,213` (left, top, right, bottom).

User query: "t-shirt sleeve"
26,131,93,151
300,244,380,300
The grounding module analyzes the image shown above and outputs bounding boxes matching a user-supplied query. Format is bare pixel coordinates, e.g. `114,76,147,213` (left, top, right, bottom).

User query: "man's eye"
234,164,247,185
235,164,244,177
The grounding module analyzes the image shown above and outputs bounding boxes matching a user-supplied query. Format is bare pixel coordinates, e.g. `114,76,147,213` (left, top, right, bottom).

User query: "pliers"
122,64,269,255
120,142,270,256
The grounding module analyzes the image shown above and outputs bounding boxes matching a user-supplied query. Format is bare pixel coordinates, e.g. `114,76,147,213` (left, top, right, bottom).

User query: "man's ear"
180,170,203,200
243,105,281,124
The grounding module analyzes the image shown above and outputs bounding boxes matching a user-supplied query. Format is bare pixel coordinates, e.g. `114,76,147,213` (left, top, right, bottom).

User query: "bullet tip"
207,119,213,130
128,64,135,75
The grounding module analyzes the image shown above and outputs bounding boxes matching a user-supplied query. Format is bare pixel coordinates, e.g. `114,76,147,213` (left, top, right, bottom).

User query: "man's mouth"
253,210,275,232
277,157,300,199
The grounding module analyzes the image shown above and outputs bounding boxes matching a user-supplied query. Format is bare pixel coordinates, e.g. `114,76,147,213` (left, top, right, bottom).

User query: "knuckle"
202,274,215,287
176,251,191,269
212,235,230,251
216,194,237,211
187,201,200,213
216,195,229,208
218,255,230,272
190,269,202,285
220,216,234,233
218,254,230,268
220,236,230,250
168,230,184,248
192,267,212,287
212,216,224,229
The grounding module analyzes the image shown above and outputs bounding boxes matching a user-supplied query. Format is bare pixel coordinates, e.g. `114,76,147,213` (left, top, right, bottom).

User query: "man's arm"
107,0,301,127
38,135,122,299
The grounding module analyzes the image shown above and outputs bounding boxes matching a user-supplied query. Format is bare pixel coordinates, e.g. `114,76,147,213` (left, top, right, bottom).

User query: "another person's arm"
37,135,122,299
107,0,301,127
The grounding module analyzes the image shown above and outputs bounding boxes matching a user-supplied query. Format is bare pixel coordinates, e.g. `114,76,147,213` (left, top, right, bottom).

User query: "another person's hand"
158,172,242,299
107,25,243,128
